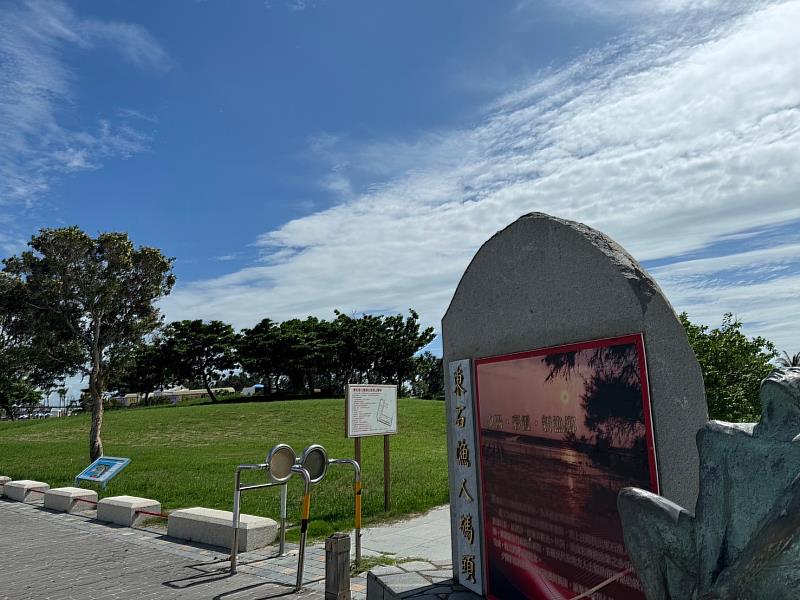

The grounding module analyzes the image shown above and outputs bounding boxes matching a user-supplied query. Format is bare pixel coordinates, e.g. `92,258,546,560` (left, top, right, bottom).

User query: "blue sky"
2,0,799,364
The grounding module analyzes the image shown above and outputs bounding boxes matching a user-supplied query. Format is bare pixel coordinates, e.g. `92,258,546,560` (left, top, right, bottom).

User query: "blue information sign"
75,456,131,489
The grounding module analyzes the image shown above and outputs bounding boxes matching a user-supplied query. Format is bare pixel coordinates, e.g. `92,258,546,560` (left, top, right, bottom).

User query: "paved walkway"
0,499,453,600
359,505,452,563
0,499,323,600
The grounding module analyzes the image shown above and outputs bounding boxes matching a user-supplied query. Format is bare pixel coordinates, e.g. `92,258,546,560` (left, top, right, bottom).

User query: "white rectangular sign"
346,384,398,437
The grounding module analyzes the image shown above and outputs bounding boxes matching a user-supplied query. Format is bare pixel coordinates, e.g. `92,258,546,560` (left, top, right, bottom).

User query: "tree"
3,227,175,460
331,311,384,389
238,319,281,393
376,310,436,393
411,351,444,399
108,340,171,401
163,320,238,402
680,313,776,422
776,351,800,368
0,272,80,420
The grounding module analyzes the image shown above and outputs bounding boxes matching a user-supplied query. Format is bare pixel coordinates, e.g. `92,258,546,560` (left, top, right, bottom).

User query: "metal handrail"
230,463,287,574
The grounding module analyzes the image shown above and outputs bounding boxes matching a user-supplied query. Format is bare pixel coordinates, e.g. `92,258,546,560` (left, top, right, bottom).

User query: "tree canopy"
116,310,436,399
162,320,239,402
3,227,175,459
680,312,777,422
0,272,80,420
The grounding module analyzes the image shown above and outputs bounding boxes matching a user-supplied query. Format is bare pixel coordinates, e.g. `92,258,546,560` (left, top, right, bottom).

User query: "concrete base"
44,487,98,514
97,495,161,527
0,476,10,496
168,507,277,551
366,569,479,600
3,480,50,503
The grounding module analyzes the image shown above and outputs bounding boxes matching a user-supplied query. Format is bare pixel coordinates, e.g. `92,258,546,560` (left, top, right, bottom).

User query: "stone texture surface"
366,560,480,600
619,367,800,600
168,506,277,551
442,213,708,510
43,487,98,513
0,476,10,496
96,495,161,527
3,480,49,503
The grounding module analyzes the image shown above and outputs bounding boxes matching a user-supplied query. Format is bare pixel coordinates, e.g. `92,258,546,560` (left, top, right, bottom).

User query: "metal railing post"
291,465,312,592
230,463,271,575
231,468,243,573
279,483,288,556
329,458,362,566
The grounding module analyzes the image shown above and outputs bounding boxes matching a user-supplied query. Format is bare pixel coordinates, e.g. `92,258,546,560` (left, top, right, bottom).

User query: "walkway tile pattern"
1,499,324,600
1,498,458,600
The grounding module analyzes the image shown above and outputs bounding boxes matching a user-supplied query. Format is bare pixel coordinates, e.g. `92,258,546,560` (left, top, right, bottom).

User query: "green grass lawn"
0,398,448,539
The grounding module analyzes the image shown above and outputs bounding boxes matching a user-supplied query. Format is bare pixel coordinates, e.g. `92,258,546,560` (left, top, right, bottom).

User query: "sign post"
346,384,398,512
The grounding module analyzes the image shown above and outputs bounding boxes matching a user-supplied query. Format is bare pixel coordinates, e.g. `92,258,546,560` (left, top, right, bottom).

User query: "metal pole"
279,483,288,556
383,434,391,511
230,463,271,575
291,466,312,592
329,458,362,566
230,469,243,574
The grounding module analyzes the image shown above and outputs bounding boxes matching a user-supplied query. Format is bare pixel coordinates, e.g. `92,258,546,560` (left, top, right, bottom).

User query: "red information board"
474,334,658,600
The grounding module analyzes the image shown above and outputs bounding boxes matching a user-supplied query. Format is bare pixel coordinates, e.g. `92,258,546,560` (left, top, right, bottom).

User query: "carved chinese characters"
446,359,484,594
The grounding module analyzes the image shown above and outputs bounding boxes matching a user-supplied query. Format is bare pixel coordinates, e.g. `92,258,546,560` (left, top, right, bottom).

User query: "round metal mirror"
300,444,329,484
267,443,296,483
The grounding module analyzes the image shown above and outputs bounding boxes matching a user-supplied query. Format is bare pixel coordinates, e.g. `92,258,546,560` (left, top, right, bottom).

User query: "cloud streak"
0,0,167,209
164,0,800,353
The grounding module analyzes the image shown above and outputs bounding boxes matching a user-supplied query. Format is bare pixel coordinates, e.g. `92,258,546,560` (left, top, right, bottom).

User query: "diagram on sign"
377,396,394,426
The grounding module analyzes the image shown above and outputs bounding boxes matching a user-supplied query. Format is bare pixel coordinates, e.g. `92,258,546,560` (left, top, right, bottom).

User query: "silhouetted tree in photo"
544,344,645,450
543,350,578,382
580,367,645,449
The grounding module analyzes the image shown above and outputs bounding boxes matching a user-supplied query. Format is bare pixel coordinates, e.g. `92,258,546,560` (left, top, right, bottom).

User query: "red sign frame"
474,333,658,600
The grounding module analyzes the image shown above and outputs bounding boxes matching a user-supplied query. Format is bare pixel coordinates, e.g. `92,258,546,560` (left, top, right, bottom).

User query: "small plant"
350,554,426,576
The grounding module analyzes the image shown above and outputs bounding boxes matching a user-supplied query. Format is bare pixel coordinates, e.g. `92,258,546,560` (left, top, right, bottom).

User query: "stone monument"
441,213,708,598
619,366,800,600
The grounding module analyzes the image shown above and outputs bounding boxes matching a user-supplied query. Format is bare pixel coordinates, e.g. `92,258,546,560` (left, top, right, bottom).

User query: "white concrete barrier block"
168,507,277,551
0,476,11,496
44,487,98,514
97,495,161,527
3,480,50,503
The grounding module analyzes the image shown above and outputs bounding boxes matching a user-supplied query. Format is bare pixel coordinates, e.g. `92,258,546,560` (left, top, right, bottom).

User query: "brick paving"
0,496,463,600
0,498,326,600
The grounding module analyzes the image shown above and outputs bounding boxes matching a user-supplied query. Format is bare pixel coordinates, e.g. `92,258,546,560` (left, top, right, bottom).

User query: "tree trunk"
204,374,218,402
89,341,104,462
1,398,15,421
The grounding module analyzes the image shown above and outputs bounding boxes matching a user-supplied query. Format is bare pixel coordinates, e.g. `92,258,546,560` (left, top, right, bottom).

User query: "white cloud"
0,0,166,209
538,0,758,18
163,0,800,354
